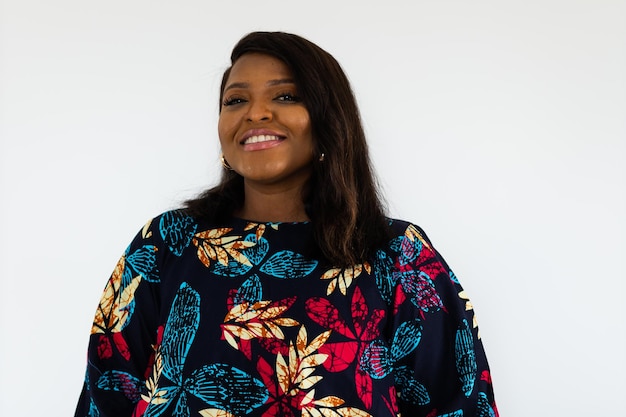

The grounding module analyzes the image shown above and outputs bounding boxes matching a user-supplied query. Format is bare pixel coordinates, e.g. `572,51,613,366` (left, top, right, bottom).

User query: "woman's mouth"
241,135,282,145
240,134,285,151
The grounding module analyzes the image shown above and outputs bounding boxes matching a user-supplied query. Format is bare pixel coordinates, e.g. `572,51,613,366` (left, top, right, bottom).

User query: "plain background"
1,1,625,416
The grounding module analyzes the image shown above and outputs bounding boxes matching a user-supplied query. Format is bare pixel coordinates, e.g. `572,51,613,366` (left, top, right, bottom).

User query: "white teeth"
243,135,280,144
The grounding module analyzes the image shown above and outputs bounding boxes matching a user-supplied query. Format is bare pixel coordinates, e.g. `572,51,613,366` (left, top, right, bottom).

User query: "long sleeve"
75,218,162,417
388,223,498,417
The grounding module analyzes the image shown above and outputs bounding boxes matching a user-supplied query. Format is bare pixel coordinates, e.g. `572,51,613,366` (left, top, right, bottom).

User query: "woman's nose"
246,99,272,122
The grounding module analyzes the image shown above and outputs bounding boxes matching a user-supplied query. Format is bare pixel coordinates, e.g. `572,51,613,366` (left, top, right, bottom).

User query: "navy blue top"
75,210,497,417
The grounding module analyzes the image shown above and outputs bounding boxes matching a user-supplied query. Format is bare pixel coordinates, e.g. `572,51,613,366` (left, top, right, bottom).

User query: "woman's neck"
236,181,310,223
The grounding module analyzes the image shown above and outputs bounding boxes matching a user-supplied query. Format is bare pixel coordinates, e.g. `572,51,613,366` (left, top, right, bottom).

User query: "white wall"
1,1,625,415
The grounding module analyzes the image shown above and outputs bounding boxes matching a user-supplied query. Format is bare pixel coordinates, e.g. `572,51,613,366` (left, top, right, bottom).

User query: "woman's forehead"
226,53,293,85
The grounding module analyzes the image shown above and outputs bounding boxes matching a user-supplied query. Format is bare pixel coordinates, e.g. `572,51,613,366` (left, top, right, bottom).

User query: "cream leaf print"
277,326,331,397
141,218,153,239
320,263,372,295
91,255,142,334
459,290,480,338
309,395,344,408
300,390,373,417
141,350,169,406
192,227,256,268
198,409,238,417
243,221,271,239
404,224,431,250
243,222,257,232
221,299,299,350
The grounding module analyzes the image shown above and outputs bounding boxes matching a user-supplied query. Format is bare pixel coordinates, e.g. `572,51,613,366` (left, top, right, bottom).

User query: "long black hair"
185,31,390,267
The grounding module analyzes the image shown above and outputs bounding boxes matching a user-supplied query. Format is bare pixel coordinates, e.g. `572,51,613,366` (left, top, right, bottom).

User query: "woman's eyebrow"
224,78,295,92
223,81,248,92
266,78,295,86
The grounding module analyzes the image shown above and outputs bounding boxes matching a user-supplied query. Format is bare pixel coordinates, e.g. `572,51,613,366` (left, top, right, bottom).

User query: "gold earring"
220,154,233,170
318,153,325,162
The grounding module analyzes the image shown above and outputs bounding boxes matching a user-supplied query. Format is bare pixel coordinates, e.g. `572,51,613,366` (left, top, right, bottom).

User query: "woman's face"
218,53,315,190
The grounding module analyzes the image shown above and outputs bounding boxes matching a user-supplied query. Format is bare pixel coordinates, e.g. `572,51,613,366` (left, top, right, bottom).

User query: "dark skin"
218,53,315,223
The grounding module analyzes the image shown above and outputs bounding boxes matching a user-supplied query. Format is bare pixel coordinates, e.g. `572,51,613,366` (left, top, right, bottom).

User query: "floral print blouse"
75,210,497,417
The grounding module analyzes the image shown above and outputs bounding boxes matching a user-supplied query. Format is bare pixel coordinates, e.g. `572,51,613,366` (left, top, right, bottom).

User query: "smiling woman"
217,53,315,221
74,32,498,417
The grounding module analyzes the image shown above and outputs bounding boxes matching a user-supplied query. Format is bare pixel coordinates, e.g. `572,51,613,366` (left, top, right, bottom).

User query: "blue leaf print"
242,233,269,265
144,283,200,417
449,270,460,285
373,249,395,304
161,282,201,385
83,372,99,417
259,250,318,279
211,234,265,277
360,340,393,379
394,365,430,406
399,232,423,265
396,270,443,314
96,370,142,403
455,319,477,397
121,264,135,292
360,319,423,380
118,260,138,332
143,386,179,417
477,392,496,417
186,363,269,415
391,319,422,362
173,392,189,417
126,245,159,283
159,210,197,256
389,236,403,253
211,258,253,277
234,274,263,305
88,398,100,417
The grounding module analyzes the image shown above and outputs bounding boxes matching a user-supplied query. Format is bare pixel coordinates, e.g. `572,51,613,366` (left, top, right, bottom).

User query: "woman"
75,32,497,417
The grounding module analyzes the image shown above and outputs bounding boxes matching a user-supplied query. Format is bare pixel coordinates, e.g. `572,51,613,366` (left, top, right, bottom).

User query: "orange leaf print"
91,255,142,334
320,263,372,295
221,298,299,350
282,326,330,396
198,409,238,417
404,224,431,250
300,390,373,417
192,227,256,268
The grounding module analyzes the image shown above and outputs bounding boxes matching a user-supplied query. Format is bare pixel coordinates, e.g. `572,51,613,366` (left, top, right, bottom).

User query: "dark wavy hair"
185,31,389,267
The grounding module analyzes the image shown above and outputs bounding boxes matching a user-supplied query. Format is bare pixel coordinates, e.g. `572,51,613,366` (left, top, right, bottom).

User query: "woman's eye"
223,97,246,106
276,93,301,102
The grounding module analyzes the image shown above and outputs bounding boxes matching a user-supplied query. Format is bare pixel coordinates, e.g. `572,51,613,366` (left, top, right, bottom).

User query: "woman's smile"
240,129,285,150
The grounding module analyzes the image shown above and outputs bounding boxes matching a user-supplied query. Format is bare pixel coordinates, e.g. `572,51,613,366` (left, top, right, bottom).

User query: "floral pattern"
76,210,497,417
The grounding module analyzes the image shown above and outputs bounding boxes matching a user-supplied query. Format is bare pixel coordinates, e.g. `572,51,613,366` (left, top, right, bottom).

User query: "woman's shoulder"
146,208,223,232
151,208,199,226
138,208,198,237
130,208,203,254
386,217,432,243
381,217,445,261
